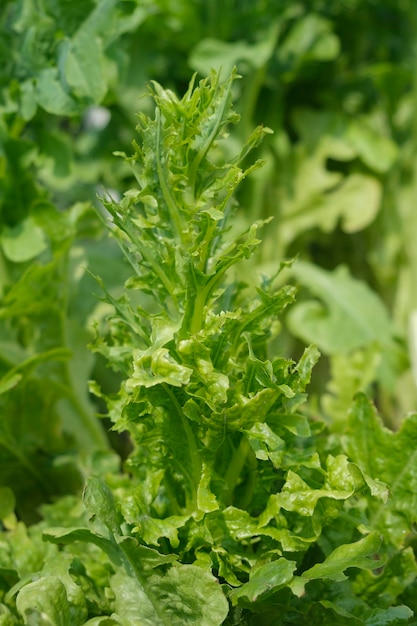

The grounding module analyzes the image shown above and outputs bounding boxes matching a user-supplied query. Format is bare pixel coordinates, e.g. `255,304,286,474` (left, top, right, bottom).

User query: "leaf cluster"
1,1,417,624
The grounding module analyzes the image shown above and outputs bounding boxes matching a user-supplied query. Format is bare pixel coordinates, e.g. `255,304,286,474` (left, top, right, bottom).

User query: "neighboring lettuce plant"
1,70,417,625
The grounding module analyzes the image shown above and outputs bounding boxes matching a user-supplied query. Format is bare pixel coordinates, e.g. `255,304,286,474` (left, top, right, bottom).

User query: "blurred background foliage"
0,0,416,516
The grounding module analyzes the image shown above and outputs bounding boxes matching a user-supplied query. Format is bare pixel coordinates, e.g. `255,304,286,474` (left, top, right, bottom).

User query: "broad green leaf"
273,462,354,518
292,108,353,154
287,262,393,354
16,576,72,626
277,156,381,244
276,143,343,245
0,370,84,522
275,109,394,251
320,173,382,234
0,347,70,378
83,476,120,535
63,0,118,103
32,202,74,242
43,527,120,562
40,553,87,624
344,394,417,547
44,525,228,625
293,108,398,174
364,605,413,626
347,118,399,174
276,413,311,437
295,531,383,591
322,345,382,426
0,0,415,620
218,506,262,541
302,600,412,626
147,564,229,626
298,600,364,625
189,24,278,76
119,539,178,571
278,13,340,70
229,558,297,604
110,567,163,626
1,217,47,262
35,68,81,116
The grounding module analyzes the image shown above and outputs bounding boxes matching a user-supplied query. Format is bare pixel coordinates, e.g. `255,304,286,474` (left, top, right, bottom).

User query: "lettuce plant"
1,70,416,625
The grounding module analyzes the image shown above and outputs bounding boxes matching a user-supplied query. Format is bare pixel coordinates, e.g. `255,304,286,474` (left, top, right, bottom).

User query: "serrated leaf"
344,394,417,546
274,466,354,518
245,422,285,467
126,348,192,389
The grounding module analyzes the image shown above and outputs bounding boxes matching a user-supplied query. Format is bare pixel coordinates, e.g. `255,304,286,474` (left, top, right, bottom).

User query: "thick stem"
223,435,252,506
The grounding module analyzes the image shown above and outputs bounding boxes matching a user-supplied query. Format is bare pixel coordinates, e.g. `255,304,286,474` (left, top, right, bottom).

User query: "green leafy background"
1,0,417,624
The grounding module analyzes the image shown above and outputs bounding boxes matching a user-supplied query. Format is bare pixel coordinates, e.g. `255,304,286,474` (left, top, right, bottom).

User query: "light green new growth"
84,70,398,624
2,70,413,626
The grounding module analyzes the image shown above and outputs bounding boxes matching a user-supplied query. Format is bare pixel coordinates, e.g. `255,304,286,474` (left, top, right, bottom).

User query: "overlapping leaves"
85,71,413,623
